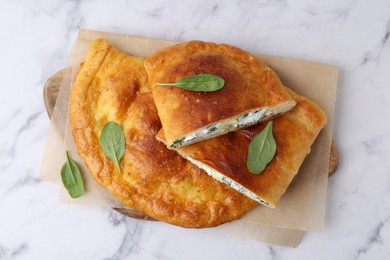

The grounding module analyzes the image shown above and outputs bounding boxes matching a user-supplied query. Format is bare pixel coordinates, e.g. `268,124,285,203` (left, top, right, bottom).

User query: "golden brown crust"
144,40,295,147
69,39,257,228
161,88,327,207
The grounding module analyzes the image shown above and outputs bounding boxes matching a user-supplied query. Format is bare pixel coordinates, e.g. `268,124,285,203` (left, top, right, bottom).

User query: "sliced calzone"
157,89,327,207
69,39,257,228
144,40,296,149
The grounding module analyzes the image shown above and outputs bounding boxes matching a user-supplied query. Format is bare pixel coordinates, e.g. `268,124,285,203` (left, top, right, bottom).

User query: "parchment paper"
40,29,338,247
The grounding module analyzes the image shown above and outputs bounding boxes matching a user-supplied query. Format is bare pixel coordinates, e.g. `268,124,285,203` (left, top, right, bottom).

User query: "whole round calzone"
69,39,257,228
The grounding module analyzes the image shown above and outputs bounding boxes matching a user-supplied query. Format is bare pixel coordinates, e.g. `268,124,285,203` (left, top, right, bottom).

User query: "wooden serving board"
44,69,339,220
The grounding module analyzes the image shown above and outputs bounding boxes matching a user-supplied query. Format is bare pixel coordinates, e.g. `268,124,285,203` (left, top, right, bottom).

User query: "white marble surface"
0,0,389,259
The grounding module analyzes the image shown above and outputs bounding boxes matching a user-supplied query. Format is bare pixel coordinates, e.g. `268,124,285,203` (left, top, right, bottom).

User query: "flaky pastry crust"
158,88,327,207
69,39,257,228
144,41,296,147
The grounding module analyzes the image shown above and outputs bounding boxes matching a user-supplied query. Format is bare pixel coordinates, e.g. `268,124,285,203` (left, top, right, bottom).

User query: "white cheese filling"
178,152,272,207
170,101,295,148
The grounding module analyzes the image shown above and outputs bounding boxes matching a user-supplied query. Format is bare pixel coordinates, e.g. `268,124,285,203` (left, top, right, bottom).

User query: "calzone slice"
157,89,327,207
144,41,296,148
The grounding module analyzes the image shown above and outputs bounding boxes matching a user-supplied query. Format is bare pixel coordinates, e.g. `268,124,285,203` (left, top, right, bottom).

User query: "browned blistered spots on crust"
69,39,257,228
174,89,327,207
144,40,295,146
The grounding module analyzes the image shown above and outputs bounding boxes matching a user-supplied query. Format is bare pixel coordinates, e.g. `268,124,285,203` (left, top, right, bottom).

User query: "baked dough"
144,41,296,148
157,88,327,207
69,39,257,228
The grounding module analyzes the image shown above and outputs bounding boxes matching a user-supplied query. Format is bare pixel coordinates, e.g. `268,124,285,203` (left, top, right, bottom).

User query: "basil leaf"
247,121,276,174
156,74,225,92
100,122,125,173
61,151,85,198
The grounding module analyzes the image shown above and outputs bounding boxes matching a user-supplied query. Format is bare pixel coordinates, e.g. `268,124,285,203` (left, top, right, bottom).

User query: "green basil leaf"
156,74,225,92
247,121,276,174
61,151,85,198
100,122,125,173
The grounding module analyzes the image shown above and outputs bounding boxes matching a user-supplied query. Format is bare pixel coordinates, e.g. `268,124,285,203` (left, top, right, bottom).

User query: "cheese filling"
178,152,272,207
170,101,295,148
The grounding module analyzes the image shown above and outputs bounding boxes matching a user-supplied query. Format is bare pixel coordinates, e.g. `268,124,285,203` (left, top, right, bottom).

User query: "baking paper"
40,29,338,247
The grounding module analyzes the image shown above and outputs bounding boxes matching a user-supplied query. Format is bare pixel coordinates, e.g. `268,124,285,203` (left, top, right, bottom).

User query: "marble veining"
0,242,28,259
361,20,390,66
355,215,390,259
0,171,41,206
105,220,144,260
0,0,390,259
